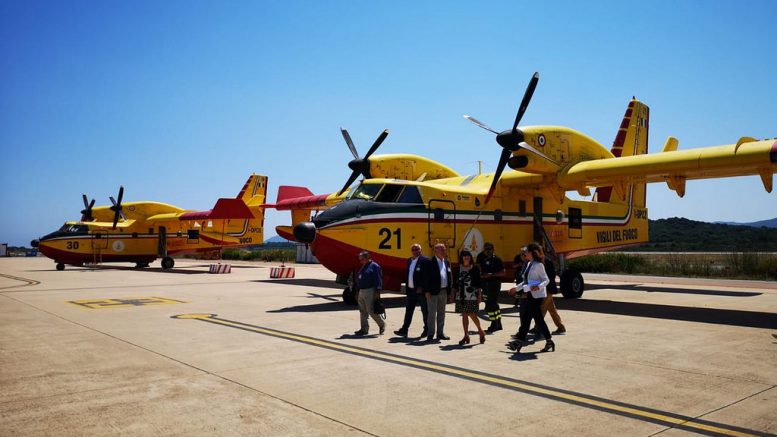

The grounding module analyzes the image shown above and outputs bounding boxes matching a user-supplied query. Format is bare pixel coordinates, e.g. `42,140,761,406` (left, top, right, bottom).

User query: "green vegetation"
221,242,296,263
568,252,777,280
631,217,777,252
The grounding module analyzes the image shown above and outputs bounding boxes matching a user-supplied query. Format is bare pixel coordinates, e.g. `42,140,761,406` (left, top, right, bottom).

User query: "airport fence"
568,251,777,281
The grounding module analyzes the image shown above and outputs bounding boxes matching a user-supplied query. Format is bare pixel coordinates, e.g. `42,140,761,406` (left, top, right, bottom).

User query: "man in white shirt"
424,243,452,342
394,244,430,337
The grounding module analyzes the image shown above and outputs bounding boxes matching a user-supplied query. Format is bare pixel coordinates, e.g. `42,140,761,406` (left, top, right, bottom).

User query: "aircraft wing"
86,220,136,229
558,138,777,194
147,198,256,222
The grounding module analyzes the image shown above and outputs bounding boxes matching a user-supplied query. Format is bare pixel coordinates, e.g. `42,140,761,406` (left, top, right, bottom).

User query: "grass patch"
568,252,777,281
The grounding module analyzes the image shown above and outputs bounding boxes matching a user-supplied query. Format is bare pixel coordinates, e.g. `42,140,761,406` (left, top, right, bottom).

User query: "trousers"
426,289,449,338
401,287,428,332
540,296,564,329
357,287,385,332
516,293,551,342
483,280,502,322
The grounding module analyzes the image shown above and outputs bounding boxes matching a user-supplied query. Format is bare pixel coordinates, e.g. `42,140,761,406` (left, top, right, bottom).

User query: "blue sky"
1,1,776,247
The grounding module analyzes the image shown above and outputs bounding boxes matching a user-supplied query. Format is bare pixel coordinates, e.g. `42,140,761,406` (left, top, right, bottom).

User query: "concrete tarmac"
1,258,775,436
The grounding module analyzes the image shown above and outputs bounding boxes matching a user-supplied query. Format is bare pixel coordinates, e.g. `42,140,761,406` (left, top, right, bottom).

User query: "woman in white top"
507,242,555,353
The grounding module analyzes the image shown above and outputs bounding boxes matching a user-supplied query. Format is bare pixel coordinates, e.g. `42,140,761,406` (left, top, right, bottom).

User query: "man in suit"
394,243,429,338
424,243,452,342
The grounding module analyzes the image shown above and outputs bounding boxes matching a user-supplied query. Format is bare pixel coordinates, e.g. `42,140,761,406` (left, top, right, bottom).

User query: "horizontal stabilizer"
180,198,255,220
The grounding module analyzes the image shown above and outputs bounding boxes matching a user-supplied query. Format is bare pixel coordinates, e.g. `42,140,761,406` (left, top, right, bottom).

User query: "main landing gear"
56,263,65,271
135,262,150,268
560,269,584,299
161,257,175,270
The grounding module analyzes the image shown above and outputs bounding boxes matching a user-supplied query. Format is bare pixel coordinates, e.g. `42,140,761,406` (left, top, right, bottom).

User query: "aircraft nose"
30,239,40,248
293,222,317,244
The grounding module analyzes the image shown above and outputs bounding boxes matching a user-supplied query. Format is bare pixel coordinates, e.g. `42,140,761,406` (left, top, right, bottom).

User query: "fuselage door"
91,231,109,249
428,199,456,248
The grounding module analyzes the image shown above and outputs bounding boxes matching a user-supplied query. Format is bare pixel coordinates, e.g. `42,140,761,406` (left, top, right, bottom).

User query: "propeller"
109,186,126,229
80,194,96,221
336,128,389,196
464,71,555,203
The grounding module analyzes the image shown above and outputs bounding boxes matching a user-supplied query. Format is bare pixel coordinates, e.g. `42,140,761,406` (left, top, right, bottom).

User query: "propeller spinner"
336,128,389,196
464,71,555,202
80,194,96,221
109,186,126,229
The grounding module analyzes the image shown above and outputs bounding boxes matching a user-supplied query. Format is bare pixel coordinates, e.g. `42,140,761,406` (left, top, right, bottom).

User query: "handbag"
373,298,386,319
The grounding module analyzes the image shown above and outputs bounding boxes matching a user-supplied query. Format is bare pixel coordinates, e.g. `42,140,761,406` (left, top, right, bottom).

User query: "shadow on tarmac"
269,292,776,329
254,278,343,289
585,283,761,297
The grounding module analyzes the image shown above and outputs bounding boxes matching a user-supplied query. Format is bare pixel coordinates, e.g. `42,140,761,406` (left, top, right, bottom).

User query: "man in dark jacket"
395,243,430,338
354,251,386,336
424,243,452,342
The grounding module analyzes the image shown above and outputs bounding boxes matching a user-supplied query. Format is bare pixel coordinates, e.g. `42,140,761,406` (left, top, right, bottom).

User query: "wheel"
56,263,65,271
342,287,357,305
161,257,174,270
560,270,584,298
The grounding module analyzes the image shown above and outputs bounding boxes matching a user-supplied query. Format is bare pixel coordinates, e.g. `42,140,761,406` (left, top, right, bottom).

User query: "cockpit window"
375,184,404,203
397,186,423,204
59,224,88,233
349,183,382,201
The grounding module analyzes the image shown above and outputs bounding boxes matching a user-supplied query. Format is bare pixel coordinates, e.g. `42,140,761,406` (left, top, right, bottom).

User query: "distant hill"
265,235,292,244
715,218,777,229
630,217,777,251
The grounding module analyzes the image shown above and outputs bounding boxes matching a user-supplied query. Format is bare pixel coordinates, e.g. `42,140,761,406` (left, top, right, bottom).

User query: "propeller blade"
512,72,539,132
89,199,95,209
112,212,119,229
116,186,124,205
463,115,499,134
110,196,117,206
519,141,556,163
337,170,361,196
340,128,359,159
486,148,512,203
82,194,89,209
363,129,389,160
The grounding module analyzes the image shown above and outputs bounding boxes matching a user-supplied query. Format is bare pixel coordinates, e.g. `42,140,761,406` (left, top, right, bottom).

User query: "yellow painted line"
173,313,766,437
0,273,41,290
69,296,187,309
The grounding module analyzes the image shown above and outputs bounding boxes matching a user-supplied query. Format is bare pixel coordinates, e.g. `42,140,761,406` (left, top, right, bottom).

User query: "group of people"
353,241,566,353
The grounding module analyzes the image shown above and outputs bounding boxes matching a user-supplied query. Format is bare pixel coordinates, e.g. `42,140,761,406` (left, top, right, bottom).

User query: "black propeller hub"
293,222,317,244
496,129,525,151
347,158,372,178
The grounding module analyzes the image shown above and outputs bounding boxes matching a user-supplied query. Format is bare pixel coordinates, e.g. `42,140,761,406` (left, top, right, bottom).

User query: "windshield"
348,183,382,201
59,224,88,233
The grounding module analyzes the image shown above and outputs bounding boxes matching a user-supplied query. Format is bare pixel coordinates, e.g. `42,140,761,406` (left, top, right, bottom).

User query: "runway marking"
0,273,41,290
173,313,766,437
70,296,187,309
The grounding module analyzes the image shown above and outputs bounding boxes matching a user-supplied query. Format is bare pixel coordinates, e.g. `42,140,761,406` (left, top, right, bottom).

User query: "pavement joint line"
0,294,376,436
174,313,771,437
0,273,41,290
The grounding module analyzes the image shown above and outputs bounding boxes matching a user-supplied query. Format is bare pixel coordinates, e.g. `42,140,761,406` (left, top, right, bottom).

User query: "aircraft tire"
56,263,65,271
161,257,175,270
560,270,584,299
342,287,357,305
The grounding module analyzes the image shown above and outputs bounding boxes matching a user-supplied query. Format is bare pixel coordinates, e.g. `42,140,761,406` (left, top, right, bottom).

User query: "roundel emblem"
112,240,125,252
128,205,136,212
462,228,485,258
538,134,547,147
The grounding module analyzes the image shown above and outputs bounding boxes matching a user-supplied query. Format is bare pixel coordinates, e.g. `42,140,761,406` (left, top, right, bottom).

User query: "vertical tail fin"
238,174,268,244
594,98,649,207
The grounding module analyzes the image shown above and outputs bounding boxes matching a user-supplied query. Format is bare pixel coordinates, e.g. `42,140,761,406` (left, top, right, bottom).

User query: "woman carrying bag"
507,242,555,353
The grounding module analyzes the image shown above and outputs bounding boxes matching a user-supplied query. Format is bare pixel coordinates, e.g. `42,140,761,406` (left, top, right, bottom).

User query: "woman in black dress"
455,250,486,345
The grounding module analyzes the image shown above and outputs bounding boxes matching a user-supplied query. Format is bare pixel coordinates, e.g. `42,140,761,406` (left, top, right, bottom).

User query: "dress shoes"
437,334,450,341
354,329,367,336
394,329,408,337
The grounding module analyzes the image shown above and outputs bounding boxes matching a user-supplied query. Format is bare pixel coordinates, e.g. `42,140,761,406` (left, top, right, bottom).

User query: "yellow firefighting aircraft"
285,73,776,303
32,174,268,270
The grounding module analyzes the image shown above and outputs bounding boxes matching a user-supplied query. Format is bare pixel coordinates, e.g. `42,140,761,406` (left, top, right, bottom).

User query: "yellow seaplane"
32,174,268,270
282,73,776,303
